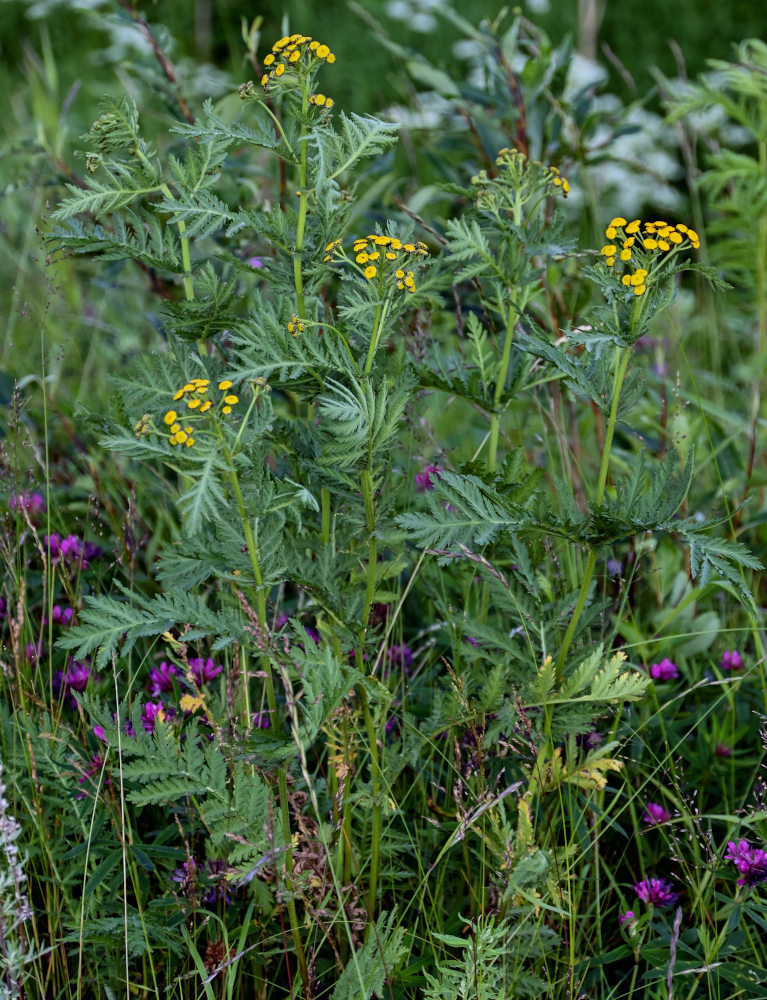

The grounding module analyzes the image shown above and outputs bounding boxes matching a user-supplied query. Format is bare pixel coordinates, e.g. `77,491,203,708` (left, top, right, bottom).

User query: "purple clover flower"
43,604,74,626
386,643,413,671
642,802,671,825
252,712,271,729
171,858,232,903
415,463,443,493
25,640,42,664
44,533,100,570
720,650,743,672
54,659,94,707
188,657,223,686
140,701,167,732
606,558,623,578
147,661,180,697
247,256,264,269
650,658,679,681
619,910,635,924
10,492,46,517
634,877,678,907
724,840,767,886
715,743,732,758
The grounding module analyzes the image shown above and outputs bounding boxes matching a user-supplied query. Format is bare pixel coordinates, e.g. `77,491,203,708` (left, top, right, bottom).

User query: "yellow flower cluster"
325,234,428,293
600,217,700,296
287,314,305,336
260,34,335,90
495,147,570,197
157,378,239,446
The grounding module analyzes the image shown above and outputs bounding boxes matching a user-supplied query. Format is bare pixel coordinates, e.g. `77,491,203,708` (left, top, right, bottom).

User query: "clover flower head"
720,650,743,672
141,700,168,732
386,643,413,670
642,802,671,825
619,910,635,924
416,462,442,492
188,656,224,686
148,661,180,697
43,604,74,626
54,659,95,707
724,839,767,886
10,492,46,517
261,33,335,92
634,877,678,907
600,217,700,296
649,658,679,681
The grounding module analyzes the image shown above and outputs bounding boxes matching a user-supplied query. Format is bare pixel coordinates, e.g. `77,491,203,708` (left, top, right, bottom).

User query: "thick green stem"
357,464,382,924
227,458,308,993
363,299,391,376
488,310,516,473
555,345,631,682
293,84,309,318
320,486,331,546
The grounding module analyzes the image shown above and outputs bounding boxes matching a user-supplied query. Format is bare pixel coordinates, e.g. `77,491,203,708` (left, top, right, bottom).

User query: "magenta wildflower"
141,701,167,732
415,463,443,492
10,492,46,517
188,657,223,686
247,256,264,269
642,802,671,825
634,877,678,907
0,597,5,620
147,661,180,696
24,640,42,664
649,658,679,681
619,910,635,924
724,840,767,886
43,604,74,626
304,627,320,646
54,659,94,706
715,743,732,758
720,650,743,672
386,643,413,670
76,754,108,800
606,558,623,578
252,712,271,729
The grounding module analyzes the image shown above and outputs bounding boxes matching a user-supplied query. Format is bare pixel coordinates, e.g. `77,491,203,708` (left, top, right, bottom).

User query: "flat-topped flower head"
260,33,336,92
493,147,570,198
599,217,701,297
326,232,429,294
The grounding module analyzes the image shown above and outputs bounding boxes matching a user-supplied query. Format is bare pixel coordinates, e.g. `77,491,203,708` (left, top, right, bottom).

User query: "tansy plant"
42,20,761,1000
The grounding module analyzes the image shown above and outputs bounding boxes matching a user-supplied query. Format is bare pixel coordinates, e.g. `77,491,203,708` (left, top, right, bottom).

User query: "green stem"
555,344,631,682
488,305,516,473
293,84,309,318
363,299,391,376
226,456,309,993
357,464,382,925
320,486,331,546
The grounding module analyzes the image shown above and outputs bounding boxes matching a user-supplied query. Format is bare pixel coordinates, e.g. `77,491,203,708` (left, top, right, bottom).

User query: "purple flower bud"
43,604,74,626
715,743,732,758
649,658,679,681
619,910,635,924
247,256,264,269
252,712,271,729
606,558,623,578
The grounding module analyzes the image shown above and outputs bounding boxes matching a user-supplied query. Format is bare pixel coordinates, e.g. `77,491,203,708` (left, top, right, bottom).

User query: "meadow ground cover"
3,7,767,999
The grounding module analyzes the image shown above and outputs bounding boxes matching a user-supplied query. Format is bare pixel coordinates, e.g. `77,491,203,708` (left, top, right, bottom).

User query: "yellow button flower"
164,410,177,425
218,380,233,390
224,395,239,405
364,264,377,279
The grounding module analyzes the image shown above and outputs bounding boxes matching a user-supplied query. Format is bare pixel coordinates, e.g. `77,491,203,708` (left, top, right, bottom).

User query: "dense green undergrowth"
3,8,767,1000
